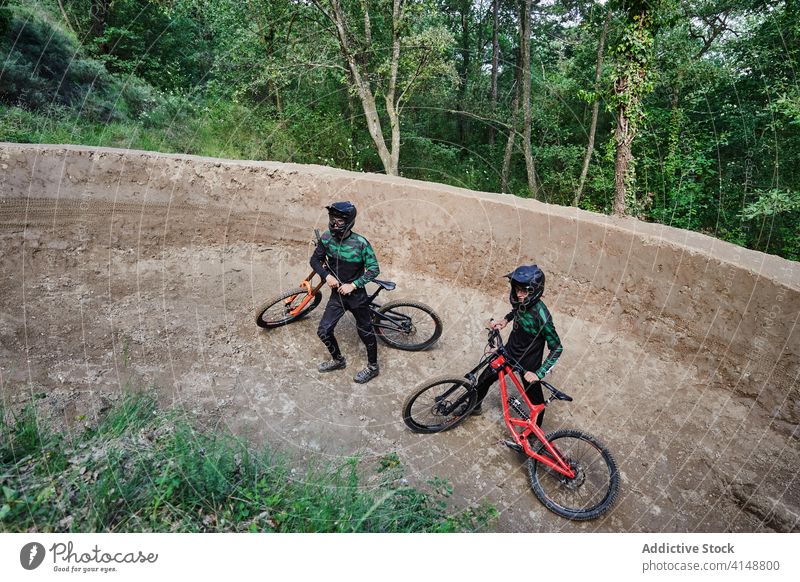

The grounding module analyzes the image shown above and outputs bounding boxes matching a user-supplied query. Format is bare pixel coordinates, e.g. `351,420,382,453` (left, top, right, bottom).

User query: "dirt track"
1,143,798,532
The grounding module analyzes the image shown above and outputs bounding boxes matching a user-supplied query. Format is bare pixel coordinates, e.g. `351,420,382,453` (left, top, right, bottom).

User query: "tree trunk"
489,0,499,145
359,78,395,174
521,0,539,198
346,69,357,148
665,74,683,194
56,0,79,36
501,42,522,194
612,1,653,216
574,8,611,206
501,90,519,193
384,0,403,175
614,102,633,215
317,0,397,175
457,1,471,145
90,0,110,53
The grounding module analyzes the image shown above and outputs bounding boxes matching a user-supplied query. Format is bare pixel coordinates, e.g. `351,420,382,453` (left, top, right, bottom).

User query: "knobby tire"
527,429,619,521
402,376,477,433
255,287,322,329
374,300,443,351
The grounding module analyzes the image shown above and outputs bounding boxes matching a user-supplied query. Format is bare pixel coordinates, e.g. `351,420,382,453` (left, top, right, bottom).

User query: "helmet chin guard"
505,265,545,311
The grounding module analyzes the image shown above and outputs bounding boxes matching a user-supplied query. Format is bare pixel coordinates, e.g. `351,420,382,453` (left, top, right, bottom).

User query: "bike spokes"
402,377,476,433
527,430,619,521
255,286,322,329
375,301,442,351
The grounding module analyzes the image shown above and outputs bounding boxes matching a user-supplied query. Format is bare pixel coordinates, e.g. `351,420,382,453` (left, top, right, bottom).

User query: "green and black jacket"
504,299,563,380
310,230,380,288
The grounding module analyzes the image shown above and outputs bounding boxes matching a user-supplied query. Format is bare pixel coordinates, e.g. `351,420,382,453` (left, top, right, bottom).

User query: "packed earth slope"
1,143,798,532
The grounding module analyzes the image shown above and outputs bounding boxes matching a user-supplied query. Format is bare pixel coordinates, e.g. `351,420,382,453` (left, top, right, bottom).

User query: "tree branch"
397,50,431,113
56,0,79,37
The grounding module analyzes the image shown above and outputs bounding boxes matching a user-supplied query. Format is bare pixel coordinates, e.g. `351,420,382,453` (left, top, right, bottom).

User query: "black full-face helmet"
505,264,545,311
326,201,357,239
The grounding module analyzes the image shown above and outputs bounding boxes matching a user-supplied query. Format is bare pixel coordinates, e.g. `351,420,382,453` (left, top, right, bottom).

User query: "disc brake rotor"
561,460,586,490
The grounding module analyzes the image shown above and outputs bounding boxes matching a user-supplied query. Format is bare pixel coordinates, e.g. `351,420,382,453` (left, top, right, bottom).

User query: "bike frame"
287,273,411,334
368,296,413,334
460,331,575,480
491,354,575,479
286,270,325,317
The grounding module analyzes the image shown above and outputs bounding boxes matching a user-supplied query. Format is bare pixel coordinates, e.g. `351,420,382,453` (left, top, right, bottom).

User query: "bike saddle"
541,381,573,401
373,279,396,291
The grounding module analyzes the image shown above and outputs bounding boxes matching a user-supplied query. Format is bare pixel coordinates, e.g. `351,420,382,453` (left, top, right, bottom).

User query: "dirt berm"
1,143,798,532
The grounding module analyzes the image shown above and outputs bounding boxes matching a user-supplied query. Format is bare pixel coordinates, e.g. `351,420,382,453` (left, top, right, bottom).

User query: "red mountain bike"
402,328,619,520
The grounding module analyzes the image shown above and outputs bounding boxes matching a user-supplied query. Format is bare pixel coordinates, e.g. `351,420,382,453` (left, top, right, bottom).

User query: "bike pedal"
500,440,524,454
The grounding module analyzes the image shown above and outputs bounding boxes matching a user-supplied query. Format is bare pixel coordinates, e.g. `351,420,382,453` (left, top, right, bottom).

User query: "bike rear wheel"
255,287,322,329
527,429,619,521
402,376,476,433
375,300,443,351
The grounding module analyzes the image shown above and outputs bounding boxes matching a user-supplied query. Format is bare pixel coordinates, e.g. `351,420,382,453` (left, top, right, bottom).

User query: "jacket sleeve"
352,240,380,288
310,239,330,279
534,317,563,380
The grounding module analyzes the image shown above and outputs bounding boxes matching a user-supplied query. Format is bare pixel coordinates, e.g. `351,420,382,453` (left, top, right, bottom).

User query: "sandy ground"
1,145,798,532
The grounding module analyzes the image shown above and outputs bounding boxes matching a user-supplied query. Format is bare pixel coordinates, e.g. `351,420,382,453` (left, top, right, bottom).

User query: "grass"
0,394,496,533
0,102,280,160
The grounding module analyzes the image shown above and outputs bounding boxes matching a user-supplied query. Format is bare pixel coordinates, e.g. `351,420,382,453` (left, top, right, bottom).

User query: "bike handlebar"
483,326,572,402
487,326,503,348
485,327,519,373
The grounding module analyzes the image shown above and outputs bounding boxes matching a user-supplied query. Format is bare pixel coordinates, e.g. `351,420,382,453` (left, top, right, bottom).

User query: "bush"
0,3,161,125
0,6,108,111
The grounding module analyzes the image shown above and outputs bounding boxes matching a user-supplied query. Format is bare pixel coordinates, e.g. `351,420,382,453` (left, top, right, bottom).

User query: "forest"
1,0,798,260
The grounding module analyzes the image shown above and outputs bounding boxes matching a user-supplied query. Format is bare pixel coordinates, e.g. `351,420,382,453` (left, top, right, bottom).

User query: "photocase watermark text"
49,542,158,565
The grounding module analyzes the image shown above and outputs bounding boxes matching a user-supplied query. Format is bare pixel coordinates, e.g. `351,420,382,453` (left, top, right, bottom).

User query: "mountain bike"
254,262,442,351
402,327,619,520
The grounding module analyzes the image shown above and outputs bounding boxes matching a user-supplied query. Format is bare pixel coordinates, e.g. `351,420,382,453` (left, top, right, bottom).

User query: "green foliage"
1,0,798,259
0,98,298,163
608,0,659,203
0,2,163,125
740,189,800,259
0,5,107,112
0,395,495,532
46,0,212,91
741,189,800,220
1,405,53,464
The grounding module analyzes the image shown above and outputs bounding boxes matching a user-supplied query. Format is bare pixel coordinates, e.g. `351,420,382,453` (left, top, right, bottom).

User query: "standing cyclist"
473,265,563,426
310,201,381,384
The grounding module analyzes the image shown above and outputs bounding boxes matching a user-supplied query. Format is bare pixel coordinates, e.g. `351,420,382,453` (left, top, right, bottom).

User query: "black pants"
475,353,545,427
317,288,378,365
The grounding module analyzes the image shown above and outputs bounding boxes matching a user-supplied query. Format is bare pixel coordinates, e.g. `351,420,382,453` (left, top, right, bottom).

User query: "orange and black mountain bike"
255,231,443,352
403,327,619,520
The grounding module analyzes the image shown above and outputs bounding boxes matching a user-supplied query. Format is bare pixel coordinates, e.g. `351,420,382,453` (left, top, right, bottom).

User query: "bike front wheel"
255,287,322,329
527,429,619,521
402,376,476,433
375,300,443,351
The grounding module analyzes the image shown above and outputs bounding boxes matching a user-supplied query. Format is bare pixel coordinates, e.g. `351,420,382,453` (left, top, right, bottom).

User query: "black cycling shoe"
470,405,483,416
318,357,346,372
353,364,379,384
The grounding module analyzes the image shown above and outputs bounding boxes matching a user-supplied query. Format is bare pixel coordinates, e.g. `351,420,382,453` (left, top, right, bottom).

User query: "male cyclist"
310,201,381,384
473,264,563,426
